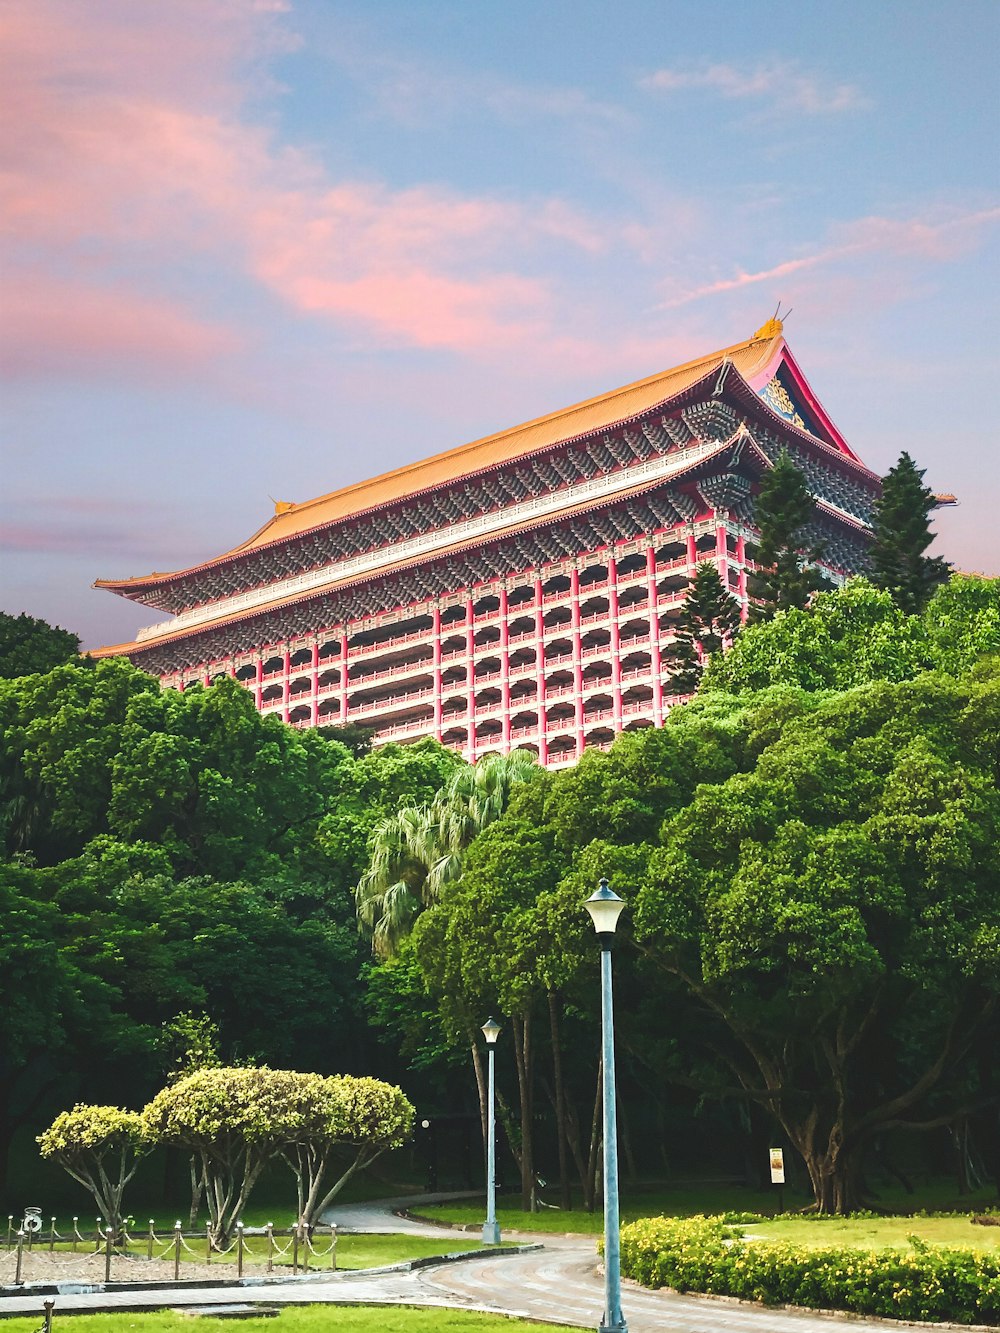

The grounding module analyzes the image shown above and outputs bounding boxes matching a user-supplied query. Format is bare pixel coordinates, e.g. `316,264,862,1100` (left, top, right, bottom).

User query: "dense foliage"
0,657,453,1205
619,1214,1000,1324
870,452,952,613
0,611,80,679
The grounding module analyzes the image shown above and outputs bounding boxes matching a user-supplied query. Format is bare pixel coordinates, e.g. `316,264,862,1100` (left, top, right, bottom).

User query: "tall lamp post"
584,878,628,1333
481,1016,502,1246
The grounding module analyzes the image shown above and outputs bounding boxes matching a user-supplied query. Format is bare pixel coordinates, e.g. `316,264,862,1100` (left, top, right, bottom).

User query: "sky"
2,0,998,651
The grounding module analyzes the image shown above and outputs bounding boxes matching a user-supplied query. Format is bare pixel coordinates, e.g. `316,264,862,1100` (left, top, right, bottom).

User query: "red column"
203,665,211,687
281,645,291,723
432,604,443,741
715,519,729,587
686,529,698,575
339,630,349,724
608,554,622,736
254,655,263,712
465,595,477,763
647,545,664,724
228,660,236,679
736,532,748,622
534,575,548,766
571,566,584,757
310,640,320,727
499,587,511,754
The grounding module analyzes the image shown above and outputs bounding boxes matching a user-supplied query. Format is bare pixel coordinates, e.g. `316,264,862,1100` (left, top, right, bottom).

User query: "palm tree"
355,750,537,957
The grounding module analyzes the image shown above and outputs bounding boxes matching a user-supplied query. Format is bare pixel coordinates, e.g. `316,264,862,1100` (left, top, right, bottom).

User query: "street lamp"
481,1015,502,1246
584,878,628,1333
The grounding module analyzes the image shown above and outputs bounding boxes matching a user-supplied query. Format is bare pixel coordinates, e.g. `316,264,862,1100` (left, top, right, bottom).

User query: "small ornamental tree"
869,451,951,613
664,562,743,693
282,1074,414,1226
37,1105,150,1238
750,451,824,619
142,1066,304,1246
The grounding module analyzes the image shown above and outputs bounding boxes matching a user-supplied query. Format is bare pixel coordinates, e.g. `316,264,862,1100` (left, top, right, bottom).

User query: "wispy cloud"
640,60,868,116
0,0,620,373
659,206,1000,309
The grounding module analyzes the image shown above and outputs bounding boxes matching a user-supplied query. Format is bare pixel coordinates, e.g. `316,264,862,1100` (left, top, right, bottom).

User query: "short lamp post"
584,878,628,1333
481,1016,502,1246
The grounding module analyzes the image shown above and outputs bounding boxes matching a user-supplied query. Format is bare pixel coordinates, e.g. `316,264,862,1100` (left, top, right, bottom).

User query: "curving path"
1,1196,984,1331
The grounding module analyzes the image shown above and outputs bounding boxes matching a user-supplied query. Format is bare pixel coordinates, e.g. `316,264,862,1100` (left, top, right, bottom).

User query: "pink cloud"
0,273,242,378
641,61,868,115
0,0,612,370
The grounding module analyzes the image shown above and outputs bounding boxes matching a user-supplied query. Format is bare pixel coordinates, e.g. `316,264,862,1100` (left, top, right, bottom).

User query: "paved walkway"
1,1196,986,1331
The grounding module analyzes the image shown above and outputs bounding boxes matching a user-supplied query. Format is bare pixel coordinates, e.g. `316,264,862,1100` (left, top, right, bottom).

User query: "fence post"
72,1217,80,1253
42,1298,54,1332
104,1227,113,1283
49,1217,56,1252
14,1230,25,1285
206,1222,212,1263
147,1220,155,1261
291,1224,299,1274
6,1216,12,1251
266,1223,273,1274
301,1220,309,1274
330,1223,337,1272
173,1222,182,1281
95,1218,102,1251
236,1222,244,1279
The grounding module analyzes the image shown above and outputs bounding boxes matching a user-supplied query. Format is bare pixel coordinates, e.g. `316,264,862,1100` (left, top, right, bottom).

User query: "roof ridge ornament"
753,302,790,341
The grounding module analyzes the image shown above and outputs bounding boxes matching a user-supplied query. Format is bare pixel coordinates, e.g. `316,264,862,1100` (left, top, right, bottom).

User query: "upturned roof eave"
92,429,867,662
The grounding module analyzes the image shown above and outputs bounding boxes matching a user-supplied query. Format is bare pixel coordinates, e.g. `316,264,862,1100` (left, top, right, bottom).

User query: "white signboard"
769,1147,785,1184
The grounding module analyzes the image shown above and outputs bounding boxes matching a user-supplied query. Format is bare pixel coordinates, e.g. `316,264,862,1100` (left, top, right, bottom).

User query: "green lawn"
419,1183,1000,1248
0,1308,570,1332
739,1214,1000,1252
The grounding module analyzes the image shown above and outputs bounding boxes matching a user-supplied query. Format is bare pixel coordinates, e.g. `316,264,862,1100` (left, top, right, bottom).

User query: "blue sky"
2,0,997,649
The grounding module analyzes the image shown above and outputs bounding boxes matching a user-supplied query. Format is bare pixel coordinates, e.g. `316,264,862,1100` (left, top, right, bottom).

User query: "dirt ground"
0,1247,261,1287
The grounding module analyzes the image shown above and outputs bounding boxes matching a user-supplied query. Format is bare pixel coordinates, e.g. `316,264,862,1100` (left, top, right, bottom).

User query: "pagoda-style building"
95,319,881,767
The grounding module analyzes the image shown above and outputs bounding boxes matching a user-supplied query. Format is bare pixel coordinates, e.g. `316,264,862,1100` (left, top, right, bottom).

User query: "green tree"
663,562,743,693
143,1066,306,1245
634,669,1000,1212
703,575,1000,696
869,451,951,612
0,612,80,679
37,1104,150,1237
750,451,824,619
279,1073,414,1225
356,749,538,958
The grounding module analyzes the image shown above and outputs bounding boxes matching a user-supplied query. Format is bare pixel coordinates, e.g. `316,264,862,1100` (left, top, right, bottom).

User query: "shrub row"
619,1214,1000,1325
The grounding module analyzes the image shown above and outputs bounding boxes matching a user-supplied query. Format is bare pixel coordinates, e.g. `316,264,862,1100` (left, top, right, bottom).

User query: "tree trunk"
511,1012,535,1212
471,1040,487,1150
547,990,572,1210
584,1057,602,1212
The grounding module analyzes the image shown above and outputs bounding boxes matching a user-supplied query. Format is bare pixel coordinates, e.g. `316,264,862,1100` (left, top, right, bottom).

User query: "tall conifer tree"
749,451,823,620
664,561,742,693
869,451,951,613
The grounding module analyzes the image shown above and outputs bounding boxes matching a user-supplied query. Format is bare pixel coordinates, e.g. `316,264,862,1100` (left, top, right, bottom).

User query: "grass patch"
420,1180,1000,1237
742,1214,1000,1253
0,1308,570,1331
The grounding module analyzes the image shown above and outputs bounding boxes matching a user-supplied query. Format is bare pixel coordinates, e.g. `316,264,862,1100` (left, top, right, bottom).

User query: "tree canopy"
869,451,951,612
0,612,80,679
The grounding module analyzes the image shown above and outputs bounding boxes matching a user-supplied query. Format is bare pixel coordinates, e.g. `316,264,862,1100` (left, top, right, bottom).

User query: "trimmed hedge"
619,1215,1000,1325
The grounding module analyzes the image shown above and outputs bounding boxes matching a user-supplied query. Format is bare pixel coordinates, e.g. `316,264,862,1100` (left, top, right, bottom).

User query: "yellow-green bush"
619,1215,1000,1325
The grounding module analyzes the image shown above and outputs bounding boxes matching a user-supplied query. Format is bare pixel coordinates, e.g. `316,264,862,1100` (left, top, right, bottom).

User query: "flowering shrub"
619,1214,1000,1325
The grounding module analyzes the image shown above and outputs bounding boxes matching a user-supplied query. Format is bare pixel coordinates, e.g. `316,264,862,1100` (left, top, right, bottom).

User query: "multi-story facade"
95,319,882,768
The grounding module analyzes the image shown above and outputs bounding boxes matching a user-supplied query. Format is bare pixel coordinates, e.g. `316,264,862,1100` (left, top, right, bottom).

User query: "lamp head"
584,878,626,948
481,1015,501,1045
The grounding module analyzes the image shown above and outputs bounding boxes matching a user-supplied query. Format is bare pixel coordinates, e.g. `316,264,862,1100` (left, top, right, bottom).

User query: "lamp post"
584,878,628,1333
481,1015,502,1246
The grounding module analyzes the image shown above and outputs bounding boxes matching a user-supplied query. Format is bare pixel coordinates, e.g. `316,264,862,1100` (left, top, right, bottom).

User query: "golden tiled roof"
96,324,784,593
